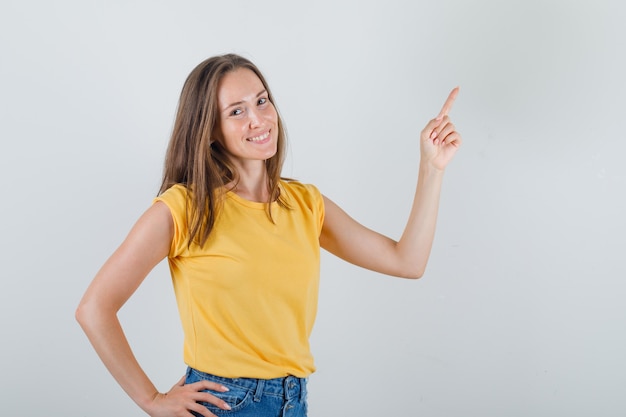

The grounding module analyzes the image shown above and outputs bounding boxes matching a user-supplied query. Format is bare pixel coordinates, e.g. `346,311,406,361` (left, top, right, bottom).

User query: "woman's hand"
145,375,232,417
420,87,462,171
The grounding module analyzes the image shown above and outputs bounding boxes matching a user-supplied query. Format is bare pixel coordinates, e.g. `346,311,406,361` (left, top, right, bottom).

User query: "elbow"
75,299,101,331
410,271,425,280
402,269,425,280
391,247,429,279
396,263,426,280
75,301,89,328
75,296,120,332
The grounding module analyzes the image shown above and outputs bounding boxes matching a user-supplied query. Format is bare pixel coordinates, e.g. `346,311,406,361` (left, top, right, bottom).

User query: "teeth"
248,132,270,142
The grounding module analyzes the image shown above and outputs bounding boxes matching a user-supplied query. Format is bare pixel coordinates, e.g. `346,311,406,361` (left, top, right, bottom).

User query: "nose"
248,107,262,128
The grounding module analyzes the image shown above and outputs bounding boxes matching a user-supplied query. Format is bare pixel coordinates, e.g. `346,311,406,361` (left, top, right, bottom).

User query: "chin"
263,150,278,160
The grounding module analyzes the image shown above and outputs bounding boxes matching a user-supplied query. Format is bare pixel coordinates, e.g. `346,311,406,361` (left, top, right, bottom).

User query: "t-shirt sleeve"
303,183,325,237
153,185,189,258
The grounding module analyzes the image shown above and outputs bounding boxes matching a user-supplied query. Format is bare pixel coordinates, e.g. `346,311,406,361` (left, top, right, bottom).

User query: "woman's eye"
258,97,267,105
231,108,243,116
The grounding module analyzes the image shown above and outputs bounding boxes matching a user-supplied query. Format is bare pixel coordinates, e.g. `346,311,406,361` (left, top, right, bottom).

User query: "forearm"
395,162,445,278
319,162,446,279
76,306,158,413
393,87,461,277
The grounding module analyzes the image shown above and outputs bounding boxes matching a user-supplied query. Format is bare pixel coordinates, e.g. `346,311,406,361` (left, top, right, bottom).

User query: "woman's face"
216,68,279,166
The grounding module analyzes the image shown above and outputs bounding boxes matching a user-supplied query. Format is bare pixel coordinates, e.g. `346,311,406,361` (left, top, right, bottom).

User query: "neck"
228,160,271,202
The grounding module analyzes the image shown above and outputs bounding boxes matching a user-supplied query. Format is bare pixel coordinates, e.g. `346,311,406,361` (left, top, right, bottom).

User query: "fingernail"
430,130,438,139
224,403,232,410
221,386,229,392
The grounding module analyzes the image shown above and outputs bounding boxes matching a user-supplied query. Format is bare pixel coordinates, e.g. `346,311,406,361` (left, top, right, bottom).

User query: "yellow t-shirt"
154,180,324,378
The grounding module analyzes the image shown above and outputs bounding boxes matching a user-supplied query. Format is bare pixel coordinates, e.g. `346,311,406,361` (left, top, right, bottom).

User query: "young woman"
76,53,461,417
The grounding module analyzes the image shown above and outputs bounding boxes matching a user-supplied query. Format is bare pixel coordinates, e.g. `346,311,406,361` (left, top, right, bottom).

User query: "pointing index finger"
437,86,460,119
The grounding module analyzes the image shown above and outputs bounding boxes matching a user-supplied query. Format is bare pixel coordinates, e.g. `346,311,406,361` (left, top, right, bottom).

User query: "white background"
1,1,625,415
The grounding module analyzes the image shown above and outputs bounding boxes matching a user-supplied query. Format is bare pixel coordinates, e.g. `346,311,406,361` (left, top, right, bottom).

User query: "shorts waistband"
186,367,307,401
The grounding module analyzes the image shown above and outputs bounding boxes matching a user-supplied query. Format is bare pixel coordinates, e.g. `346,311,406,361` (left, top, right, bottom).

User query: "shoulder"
154,184,190,214
156,183,189,201
280,180,324,229
280,180,322,205
280,180,321,198
152,184,191,256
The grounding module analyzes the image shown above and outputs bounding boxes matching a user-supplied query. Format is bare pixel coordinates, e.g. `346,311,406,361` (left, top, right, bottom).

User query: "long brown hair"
159,54,288,247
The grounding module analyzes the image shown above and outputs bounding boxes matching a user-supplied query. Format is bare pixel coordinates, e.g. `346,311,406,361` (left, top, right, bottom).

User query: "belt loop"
253,379,265,403
299,378,306,401
282,377,289,400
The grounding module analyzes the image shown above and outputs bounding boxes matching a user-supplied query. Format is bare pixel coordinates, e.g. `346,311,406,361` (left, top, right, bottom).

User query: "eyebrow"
222,89,267,113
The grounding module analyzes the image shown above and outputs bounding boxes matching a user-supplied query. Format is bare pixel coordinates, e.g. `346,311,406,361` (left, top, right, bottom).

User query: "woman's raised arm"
320,88,462,279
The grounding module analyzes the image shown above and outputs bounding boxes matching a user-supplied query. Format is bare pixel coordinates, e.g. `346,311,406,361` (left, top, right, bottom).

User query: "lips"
247,131,270,142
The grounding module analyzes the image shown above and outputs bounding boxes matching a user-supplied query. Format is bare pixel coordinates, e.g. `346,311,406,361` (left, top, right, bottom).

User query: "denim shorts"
185,367,308,416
